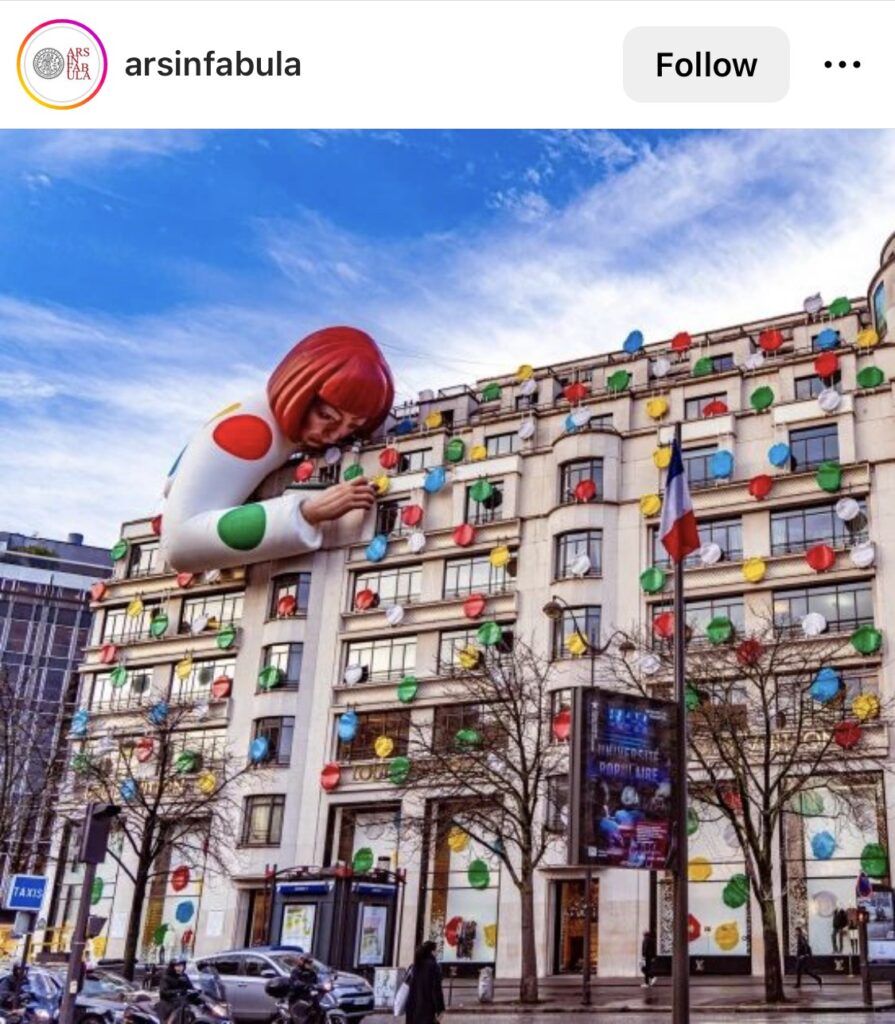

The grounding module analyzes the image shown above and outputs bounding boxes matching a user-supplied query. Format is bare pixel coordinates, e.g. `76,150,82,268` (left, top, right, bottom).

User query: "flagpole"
672,419,690,1024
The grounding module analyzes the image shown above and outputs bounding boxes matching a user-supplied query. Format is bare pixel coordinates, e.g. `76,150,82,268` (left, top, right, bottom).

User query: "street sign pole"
58,859,97,1024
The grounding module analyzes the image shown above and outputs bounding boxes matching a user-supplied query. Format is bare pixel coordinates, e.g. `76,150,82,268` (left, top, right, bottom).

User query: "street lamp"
542,594,630,1007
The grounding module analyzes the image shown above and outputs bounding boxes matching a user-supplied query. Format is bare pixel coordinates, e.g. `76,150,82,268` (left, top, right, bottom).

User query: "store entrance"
552,879,599,974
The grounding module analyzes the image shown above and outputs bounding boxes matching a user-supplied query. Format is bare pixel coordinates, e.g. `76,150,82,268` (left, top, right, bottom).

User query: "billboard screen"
575,688,676,870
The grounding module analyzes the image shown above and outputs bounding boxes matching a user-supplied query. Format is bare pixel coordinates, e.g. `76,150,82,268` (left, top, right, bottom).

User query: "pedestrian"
794,926,822,989
640,929,657,988
405,941,445,1024
832,905,848,953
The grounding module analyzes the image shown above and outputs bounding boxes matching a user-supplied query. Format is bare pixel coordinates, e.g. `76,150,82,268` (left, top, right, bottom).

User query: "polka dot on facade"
212,415,274,460
217,503,267,551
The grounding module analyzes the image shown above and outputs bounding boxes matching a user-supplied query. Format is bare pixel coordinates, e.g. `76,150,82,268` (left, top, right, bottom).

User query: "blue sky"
1,128,893,546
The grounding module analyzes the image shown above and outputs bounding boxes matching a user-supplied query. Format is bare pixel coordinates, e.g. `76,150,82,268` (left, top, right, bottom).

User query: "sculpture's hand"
301,478,377,526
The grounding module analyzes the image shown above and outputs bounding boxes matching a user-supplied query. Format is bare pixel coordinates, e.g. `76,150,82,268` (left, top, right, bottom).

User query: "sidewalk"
428,975,895,1014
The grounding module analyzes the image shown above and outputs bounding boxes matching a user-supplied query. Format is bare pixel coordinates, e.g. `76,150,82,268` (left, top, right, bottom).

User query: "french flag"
660,440,701,563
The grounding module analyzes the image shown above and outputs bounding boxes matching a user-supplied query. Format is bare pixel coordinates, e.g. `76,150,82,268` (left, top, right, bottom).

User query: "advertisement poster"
860,888,895,964
578,689,676,870
281,904,316,950
357,903,388,965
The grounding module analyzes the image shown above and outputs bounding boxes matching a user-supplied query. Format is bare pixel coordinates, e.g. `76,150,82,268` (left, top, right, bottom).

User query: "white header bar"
0,0,886,127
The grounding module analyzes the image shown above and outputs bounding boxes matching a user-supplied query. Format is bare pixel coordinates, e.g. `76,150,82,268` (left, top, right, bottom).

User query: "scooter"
154,989,232,1024
264,978,347,1024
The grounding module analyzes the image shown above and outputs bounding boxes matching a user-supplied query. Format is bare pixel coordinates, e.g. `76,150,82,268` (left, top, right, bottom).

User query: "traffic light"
77,802,121,864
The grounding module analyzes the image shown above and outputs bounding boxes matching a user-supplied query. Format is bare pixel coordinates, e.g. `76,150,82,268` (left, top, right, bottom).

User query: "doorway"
553,879,599,974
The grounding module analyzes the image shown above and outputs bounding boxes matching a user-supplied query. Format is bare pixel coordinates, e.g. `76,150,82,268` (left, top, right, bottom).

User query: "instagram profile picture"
18,19,107,109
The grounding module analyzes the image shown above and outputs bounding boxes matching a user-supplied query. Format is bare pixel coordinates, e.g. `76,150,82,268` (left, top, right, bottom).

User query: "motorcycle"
154,989,231,1024
264,978,347,1024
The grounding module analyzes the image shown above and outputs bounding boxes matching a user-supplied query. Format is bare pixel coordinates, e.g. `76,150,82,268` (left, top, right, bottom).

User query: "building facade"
54,231,895,979
0,531,110,946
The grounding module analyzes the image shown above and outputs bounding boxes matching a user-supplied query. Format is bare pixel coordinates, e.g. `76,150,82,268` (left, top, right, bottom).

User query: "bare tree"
0,665,72,875
394,639,566,1004
598,617,887,1003
69,700,262,978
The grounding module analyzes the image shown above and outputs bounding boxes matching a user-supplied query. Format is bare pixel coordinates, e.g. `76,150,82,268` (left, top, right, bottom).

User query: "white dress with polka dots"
160,391,322,572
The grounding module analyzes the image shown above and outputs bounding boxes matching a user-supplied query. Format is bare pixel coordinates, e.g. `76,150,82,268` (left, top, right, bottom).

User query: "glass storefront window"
552,879,599,974
424,808,500,966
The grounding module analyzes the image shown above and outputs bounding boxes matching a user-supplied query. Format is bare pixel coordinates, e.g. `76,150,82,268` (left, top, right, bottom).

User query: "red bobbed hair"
267,326,395,443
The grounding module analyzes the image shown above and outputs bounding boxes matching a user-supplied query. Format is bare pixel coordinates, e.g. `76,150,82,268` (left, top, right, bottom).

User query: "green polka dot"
217,504,266,551
343,464,363,481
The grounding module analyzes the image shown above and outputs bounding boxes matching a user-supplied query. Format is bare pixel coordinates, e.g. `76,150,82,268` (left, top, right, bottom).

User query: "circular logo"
17,20,107,109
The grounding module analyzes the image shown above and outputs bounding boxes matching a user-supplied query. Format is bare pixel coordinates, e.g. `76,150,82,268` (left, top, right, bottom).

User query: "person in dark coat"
405,941,445,1024
832,906,848,953
157,958,196,1023
287,955,320,1024
794,927,823,989
640,929,657,987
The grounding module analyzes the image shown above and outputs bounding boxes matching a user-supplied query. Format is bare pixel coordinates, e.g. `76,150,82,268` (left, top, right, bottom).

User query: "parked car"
193,950,373,1024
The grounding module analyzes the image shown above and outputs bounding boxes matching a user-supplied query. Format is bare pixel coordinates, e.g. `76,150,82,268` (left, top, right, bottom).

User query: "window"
555,367,593,389
241,795,285,846
652,595,745,641
773,581,874,634
100,602,160,644
353,564,422,607
555,531,602,579
171,656,236,703
789,425,839,472
873,281,887,337
794,375,840,401
438,625,514,673
199,956,241,977
684,394,726,420
88,668,152,711
251,717,295,766
180,592,244,633
588,414,614,431
269,573,311,618
127,541,161,578
397,449,431,473
653,517,742,569
376,497,411,537
485,433,519,458
344,636,416,682
709,354,735,374
777,670,879,728
770,501,868,555
550,689,571,744
260,643,304,691
811,330,841,352
336,709,410,762
679,445,718,490
432,703,503,752
464,481,504,525
167,729,227,773
443,554,513,598
515,393,535,412
552,606,601,659
546,776,570,832
558,459,604,504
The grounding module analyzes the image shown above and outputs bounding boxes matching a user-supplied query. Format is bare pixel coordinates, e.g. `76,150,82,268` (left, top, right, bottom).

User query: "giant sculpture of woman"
160,326,394,573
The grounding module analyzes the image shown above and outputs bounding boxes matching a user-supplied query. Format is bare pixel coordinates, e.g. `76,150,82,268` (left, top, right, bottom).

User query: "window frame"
352,564,423,608
773,581,874,635
551,606,601,660
259,642,304,692
437,624,515,674
558,459,604,505
335,709,411,762
269,573,312,619
652,517,743,569
179,591,245,634
443,553,513,599
463,480,505,525
485,433,519,458
684,393,727,421
343,634,417,683
251,716,295,767
770,501,868,556
788,424,839,472
554,530,603,579
241,794,286,847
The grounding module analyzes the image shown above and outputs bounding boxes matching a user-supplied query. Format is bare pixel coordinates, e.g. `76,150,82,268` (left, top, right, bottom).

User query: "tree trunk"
758,879,786,1003
518,876,539,1004
123,831,155,980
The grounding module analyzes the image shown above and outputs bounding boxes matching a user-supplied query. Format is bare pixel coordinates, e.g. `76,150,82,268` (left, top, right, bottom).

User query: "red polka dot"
212,415,273,460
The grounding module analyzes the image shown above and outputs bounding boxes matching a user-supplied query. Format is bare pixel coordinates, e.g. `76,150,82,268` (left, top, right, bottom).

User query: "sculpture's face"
299,397,367,450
